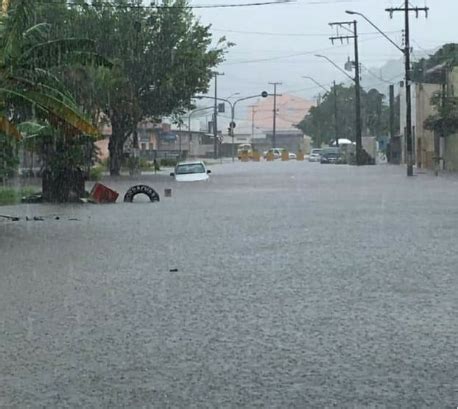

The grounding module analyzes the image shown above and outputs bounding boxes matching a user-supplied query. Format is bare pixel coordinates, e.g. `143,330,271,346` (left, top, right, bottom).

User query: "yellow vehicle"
237,143,253,160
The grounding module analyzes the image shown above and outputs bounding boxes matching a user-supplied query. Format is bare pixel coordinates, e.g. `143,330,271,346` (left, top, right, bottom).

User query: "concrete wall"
415,83,440,170
443,68,458,171
444,136,458,171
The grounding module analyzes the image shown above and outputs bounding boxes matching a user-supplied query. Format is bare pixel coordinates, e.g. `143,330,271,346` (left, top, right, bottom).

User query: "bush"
160,158,178,167
89,165,104,181
0,187,37,205
139,158,153,170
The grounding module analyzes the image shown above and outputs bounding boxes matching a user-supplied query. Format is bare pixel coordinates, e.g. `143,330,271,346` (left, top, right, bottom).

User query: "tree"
43,0,230,175
412,43,458,138
0,0,102,138
424,92,458,137
412,43,458,84
297,84,394,147
0,0,109,199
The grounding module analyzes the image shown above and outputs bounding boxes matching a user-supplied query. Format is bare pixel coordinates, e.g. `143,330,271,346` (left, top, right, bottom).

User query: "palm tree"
0,0,109,200
0,0,104,138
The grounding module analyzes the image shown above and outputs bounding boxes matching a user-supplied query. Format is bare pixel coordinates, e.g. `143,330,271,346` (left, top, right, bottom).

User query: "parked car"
308,149,322,162
288,152,297,160
170,161,211,182
320,148,341,164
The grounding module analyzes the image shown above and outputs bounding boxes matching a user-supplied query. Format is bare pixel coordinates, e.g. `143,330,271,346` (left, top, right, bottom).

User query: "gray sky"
191,0,456,106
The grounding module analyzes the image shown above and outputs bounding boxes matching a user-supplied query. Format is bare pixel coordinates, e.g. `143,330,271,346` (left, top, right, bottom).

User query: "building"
414,67,458,172
415,82,441,169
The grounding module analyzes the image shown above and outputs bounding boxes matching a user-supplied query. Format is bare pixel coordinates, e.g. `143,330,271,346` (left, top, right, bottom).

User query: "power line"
223,34,393,65
57,0,295,9
211,28,403,37
361,64,402,84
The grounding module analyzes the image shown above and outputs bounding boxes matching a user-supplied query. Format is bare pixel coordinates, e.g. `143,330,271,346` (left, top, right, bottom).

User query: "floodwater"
1,162,457,408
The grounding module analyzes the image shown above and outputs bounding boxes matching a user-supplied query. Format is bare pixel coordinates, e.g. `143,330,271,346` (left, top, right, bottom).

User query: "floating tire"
124,185,160,203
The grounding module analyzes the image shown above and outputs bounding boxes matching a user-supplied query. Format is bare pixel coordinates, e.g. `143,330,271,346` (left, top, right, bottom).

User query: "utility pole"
269,82,282,149
333,81,339,147
389,84,395,141
248,105,256,138
212,72,224,159
329,20,362,165
386,2,429,176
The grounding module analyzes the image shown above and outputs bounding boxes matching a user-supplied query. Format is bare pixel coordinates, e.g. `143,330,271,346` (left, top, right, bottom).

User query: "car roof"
177,161,205,166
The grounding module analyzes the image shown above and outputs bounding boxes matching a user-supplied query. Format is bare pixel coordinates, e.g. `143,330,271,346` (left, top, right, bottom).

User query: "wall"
443,67,458,171
415,83,440,169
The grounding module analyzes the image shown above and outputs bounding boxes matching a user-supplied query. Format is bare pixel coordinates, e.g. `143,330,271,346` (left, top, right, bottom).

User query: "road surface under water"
1,162,457,408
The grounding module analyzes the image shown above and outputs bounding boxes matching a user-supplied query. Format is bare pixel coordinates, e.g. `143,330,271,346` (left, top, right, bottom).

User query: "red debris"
90,183,119,203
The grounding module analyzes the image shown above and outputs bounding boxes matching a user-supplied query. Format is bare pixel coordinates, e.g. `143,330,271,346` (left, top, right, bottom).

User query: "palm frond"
18,38,96,68
23,23,51,44
24,90,99,136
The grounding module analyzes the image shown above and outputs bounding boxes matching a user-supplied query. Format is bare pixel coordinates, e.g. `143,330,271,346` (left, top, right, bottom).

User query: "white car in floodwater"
171,161,211,182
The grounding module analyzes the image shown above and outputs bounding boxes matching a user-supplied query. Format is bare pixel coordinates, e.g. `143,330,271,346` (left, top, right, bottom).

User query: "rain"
1,0,457,408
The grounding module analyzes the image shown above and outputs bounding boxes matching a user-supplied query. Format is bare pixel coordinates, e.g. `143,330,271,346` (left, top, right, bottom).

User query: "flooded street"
1,162,457,408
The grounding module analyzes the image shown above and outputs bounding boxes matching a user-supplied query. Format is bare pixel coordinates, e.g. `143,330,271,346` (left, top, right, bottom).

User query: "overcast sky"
189,0,456,107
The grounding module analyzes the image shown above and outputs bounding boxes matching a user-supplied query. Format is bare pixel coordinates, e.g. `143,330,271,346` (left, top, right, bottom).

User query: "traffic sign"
261,91,268,98
230,121,236,129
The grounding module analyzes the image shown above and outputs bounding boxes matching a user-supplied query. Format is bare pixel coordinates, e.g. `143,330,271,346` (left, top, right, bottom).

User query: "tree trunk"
108,121,129,176
108,112,131,176
42,168,85,202
108,136,123,176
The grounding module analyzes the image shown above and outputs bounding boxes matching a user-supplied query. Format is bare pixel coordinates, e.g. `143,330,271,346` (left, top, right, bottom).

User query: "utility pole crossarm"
385,6,429,16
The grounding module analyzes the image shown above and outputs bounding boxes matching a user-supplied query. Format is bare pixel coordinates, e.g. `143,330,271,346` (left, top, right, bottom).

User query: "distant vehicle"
237,143,253,160
308,148,322,162
170,161,211,182
330,138,354,147
264,148,286,160
288,152,297,160
320,147,341,164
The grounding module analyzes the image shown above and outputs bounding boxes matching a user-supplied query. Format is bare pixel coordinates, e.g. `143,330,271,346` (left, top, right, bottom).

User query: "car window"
176,164,205,174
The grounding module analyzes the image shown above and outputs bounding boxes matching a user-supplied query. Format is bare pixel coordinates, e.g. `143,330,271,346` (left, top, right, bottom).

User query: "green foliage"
160,158,178,167
0,133,19,181
39,0,230,175
424,93,458,136
297,84,398,147
89,164,104,181
412,43,458,83
139,158,152,171
414,44,458,136
0,186,37,205
0,1,104,138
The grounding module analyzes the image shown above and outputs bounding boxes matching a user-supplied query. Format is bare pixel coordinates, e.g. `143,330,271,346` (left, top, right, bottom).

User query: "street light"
226,92,241,100
315,54,354,82
303,76,339,147
194,91,269,161
315,54,361,152
345,10,403,53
